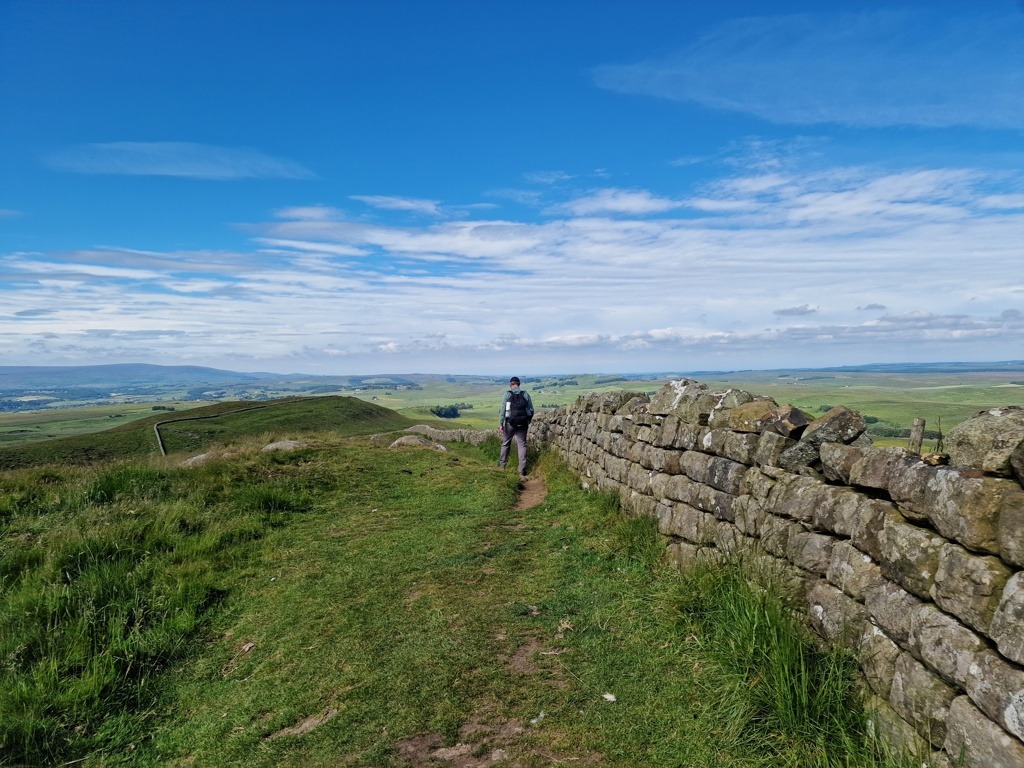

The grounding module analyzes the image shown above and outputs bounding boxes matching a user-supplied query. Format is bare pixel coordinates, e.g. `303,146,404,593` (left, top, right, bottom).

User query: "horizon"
2,1,1023,375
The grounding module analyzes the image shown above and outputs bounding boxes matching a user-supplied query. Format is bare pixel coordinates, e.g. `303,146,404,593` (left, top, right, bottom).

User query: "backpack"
506,390,531,427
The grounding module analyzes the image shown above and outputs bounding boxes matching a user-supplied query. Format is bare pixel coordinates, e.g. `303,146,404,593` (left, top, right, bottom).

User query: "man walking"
498,376,534,476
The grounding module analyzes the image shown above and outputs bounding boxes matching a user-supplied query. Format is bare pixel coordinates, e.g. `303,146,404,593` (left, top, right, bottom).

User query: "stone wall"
530,380,1024,768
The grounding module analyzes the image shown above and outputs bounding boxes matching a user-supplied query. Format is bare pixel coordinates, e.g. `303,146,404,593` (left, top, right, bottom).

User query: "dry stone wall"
530,380,1024,768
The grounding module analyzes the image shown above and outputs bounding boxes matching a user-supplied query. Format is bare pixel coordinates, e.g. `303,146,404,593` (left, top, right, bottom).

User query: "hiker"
498,376,534,476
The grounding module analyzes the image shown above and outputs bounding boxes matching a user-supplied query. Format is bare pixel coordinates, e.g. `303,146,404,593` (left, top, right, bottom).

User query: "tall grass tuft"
668,553,899,766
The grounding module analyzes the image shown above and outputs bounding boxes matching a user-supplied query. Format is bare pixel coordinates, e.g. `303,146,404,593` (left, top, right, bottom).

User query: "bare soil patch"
514,475,547,511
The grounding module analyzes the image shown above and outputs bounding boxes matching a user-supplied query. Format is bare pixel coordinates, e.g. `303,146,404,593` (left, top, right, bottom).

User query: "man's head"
509,376,521,388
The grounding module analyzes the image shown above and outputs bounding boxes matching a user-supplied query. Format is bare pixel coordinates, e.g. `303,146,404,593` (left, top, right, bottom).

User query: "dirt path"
514,474,547,510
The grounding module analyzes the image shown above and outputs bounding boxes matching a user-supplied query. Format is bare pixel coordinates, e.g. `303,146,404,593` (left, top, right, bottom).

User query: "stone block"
890,460,1015,555
850,446,916,492
674,423,708,452
991,571,1024,666
767,473,828,523
908,603,986,688
760,513,795,559
740,467,776,501
865,578,925,647
946,406,1024,483
628,491,659,520
850,498,896,562
860,624,902,700
693,483,736,522
779,440,821,471
864,693,934,761
878,518,946,600
664,474,694,503
931,543,1012,635
808,579,868,648
820,442,867,484
713,521,746,553
788,529,837,575
625,462,652,496
733,495,767,537
755,431,796,467
707,398,776,432
647,379,716,423
722,431,759,465
964,649,1024,741
679,451,747,494
667,503,717,545
998,490,1024,568
665,540,700,570
649,472,673,502
826,540,884,600
889,652,955,746
944,695,1024,768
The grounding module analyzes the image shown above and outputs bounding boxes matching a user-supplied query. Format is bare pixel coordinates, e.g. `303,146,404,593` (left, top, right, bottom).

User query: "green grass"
2,429,917,767
0,402,205,448
0,396,418,471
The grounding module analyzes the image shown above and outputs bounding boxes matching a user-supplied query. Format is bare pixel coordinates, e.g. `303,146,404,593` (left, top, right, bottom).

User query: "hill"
0,396,417,471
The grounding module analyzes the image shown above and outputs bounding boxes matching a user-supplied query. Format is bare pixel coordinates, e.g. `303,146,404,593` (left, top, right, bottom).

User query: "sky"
2,0,1023,376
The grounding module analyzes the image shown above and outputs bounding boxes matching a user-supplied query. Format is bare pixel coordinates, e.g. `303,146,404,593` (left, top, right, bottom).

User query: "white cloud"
45,142,314,180
550,188,685,216
0,209,23,218
4,162,1024,372
593,10,1024,129
350,195,444,216
524,170,574,185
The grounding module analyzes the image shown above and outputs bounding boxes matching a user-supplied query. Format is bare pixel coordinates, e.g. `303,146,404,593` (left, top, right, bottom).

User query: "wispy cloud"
350,195,444,216
0,209,23,218
773,305,817,317
549,188,685,216
4,161,1023,372
593,10,1024,129
45,142,314,180
524,170,574,185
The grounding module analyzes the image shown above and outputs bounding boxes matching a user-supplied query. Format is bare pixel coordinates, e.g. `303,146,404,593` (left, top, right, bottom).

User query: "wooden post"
909,418,925,455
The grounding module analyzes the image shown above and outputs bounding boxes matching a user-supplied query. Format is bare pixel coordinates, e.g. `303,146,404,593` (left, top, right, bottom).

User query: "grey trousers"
499,423,528,474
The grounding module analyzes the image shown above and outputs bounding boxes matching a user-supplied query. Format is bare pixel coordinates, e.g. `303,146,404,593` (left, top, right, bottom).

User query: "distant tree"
430,405,461,419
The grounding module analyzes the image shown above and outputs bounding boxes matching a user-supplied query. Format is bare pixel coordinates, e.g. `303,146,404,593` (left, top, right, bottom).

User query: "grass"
2,432,919,767
0,396,418,471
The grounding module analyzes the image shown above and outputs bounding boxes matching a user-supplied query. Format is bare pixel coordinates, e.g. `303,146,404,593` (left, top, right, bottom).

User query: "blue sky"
2,1,1023,375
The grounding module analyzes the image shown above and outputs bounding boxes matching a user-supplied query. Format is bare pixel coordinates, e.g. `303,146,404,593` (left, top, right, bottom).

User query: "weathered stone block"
706,398,776,433
722,431,759,465
826,540,883,600
850,499,896,564
861,625,902,700
865,578,925,647
908,603,986,688
821,442,867,484
865,694,933,761
679,451,746,494
788,529,837,575
647,379,717,423
664,474,693,503
889,460,1013,554
755,431,796,467
947,406,1024,483
808,579,868,648
713,521,746,553
964,649,1024,741
998,489,1024,568
779,440,821,471
733,495,767,537
931,543,1012,635
991,571,1024,666
944,695,1024,768
767,473,827,523
850,446,916,491
667,503,717,545
740,467,776,501
673,423,708,452
878,518,945,599
760,513,794,559
665,540,700,570
889,652,955,746
649,472,672,502
625,462,652,496
693,483,736,521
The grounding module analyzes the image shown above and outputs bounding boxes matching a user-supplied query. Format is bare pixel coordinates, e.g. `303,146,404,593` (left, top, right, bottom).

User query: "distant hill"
0,364,280,392
0,396,418,471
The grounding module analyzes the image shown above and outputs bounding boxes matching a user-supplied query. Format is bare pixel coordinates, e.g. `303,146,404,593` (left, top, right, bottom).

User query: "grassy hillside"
0,396,417,471
1,429,916,766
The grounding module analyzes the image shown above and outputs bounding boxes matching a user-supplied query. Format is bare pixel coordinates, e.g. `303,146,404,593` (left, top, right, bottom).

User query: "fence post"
908,418,925,455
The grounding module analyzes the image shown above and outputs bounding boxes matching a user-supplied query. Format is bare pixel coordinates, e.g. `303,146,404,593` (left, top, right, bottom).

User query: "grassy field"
4,369,1022,452
1,410,920,767
0,397,420,472
0,402,204,448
